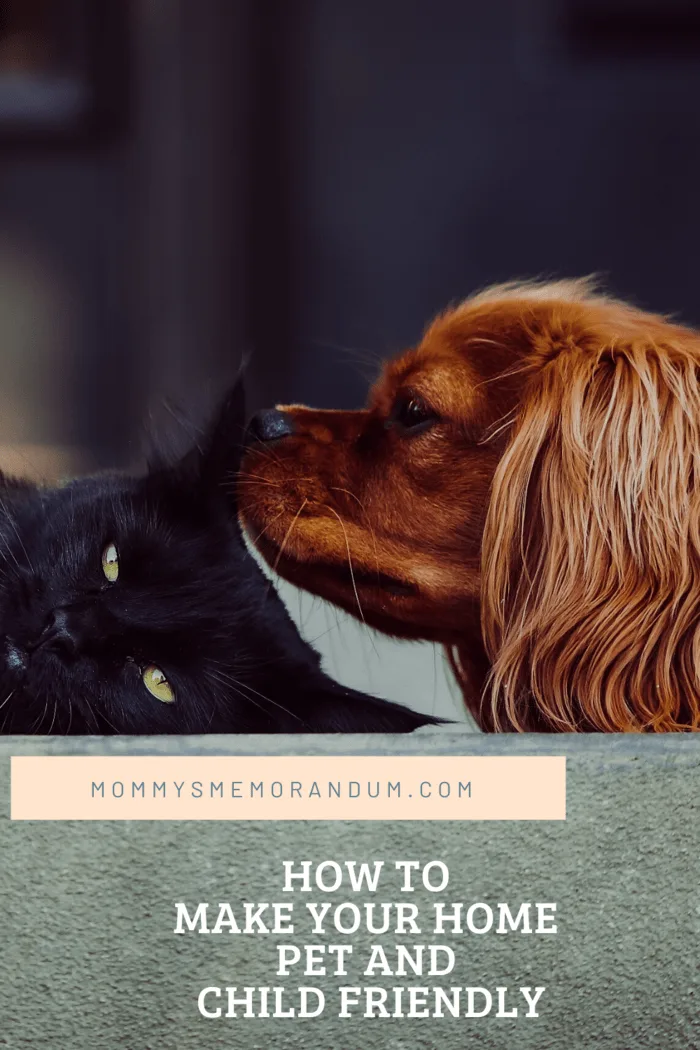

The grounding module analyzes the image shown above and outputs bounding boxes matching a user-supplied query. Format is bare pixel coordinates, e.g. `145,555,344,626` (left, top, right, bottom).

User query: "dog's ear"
301,676,444,733
481,316,700,732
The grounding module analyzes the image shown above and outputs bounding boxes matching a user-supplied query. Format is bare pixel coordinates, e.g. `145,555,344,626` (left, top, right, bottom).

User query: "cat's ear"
197,375,247,508
146,374,247,512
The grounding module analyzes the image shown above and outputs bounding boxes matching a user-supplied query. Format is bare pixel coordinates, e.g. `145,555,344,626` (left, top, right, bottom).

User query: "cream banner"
10,755,566,821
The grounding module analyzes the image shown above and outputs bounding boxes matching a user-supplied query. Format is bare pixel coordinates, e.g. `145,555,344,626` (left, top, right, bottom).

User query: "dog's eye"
391,395,437,432
142,665,175,704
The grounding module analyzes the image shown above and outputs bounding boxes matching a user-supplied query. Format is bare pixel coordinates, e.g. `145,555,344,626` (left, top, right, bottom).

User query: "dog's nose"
246,409,294,443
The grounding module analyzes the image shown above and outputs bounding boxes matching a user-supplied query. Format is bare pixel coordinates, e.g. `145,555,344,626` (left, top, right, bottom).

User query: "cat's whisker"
47,697,58,736
235,682,301,723
0,496,33,571
205,669,266,718
207,667,302,723
0,689,15,713
0,527,23,575
30,696,49,734
101,713,121,734
79,693,113,735
0,693,14,733
88,701,120,735
80,695,97,733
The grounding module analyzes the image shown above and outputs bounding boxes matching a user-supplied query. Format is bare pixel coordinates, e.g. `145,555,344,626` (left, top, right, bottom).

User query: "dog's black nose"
246,409,294,443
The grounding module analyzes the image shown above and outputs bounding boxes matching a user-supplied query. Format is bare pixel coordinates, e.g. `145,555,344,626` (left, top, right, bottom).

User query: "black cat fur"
0,381,439,734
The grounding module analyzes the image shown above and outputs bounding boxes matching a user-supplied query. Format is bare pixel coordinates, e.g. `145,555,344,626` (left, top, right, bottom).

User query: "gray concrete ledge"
4,726,700,759
1,732,698,1049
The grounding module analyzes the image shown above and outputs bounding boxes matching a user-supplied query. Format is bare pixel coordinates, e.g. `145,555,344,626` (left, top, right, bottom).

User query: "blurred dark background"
1,0,700,476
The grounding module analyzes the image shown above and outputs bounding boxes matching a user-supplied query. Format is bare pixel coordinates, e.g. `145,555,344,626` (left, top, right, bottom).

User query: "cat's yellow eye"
142,665,175,704
101,543,119,583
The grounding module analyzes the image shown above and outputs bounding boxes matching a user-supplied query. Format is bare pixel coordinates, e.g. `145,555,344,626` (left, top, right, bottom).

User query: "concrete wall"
1,731,697,1049
252,541,474,727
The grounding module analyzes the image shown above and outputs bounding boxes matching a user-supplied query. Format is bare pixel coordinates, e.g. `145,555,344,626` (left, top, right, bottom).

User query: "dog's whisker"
271,499,308,577
250,443,289,468
473,362,533,391
323,504,380,659
234,437,288,469
249,508,287,547
234,482,280,493
308,338,383,368
329,486,383,582
480,409,518,445
305,621,342,646
236,471,278,484
329,486,365,511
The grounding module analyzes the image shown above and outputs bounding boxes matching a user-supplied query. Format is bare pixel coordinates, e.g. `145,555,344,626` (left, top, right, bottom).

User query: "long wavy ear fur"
480,303,700,732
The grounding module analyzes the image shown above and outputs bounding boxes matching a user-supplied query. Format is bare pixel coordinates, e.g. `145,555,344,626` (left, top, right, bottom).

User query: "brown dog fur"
239,279,700,732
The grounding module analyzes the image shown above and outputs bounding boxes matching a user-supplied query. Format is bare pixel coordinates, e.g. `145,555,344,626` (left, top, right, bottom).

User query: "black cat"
0,381,439,734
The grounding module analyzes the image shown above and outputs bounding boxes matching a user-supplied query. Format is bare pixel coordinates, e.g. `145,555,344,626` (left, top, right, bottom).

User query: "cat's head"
0,380,439,735
0,381,251,733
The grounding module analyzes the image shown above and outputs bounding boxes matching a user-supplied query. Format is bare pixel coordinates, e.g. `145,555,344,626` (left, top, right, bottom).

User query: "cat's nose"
32,607,86,658
246,409,295,443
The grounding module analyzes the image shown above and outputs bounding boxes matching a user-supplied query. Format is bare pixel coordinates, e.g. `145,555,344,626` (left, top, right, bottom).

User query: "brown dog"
239,279,700,732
